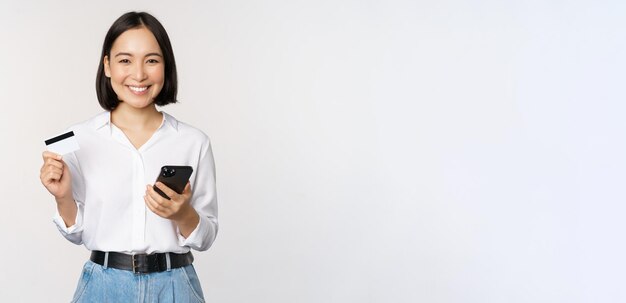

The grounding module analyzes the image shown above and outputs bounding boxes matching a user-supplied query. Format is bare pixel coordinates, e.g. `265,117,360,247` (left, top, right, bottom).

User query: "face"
104,27,165,109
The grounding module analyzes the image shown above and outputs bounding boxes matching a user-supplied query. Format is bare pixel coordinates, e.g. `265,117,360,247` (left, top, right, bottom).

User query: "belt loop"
103,252,109,269
165,253,172,272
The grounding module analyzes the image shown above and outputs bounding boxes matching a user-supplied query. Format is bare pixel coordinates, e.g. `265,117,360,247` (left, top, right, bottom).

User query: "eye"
118,59,131,64
147,59,160,64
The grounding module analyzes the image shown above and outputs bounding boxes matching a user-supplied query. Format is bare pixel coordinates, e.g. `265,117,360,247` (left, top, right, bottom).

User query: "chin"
119,99,155,109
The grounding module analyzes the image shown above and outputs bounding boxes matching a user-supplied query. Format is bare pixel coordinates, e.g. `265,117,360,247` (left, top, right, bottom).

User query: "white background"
1,0,625,302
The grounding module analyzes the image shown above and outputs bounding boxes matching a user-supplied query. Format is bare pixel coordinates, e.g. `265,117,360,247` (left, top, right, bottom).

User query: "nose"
132,62,147,81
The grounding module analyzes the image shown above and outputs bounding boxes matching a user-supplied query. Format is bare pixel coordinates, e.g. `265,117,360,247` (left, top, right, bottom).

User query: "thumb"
183,182,192,196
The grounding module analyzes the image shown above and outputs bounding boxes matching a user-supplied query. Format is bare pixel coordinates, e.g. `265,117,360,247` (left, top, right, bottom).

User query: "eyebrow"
114,52,163,58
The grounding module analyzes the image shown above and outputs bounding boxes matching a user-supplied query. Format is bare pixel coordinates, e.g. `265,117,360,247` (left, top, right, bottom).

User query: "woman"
39,11,217,302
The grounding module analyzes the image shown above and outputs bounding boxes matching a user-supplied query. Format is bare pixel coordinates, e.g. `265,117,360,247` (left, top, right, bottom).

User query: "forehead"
111,27,162,55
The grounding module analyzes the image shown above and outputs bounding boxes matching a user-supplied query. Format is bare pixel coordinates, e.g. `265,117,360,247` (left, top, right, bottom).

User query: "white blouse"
53,111,218,254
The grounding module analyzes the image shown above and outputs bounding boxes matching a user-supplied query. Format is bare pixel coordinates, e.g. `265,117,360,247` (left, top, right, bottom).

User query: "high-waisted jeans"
71,260,205,303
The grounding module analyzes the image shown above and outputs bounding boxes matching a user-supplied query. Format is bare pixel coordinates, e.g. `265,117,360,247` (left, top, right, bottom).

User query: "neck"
111,103,162,131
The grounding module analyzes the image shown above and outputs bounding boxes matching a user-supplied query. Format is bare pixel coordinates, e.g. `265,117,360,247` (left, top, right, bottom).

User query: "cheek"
152,68,165,86
109,68,127,84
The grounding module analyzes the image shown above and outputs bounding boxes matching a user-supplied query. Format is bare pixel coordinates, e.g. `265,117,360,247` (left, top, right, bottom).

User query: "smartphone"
154,165,193,199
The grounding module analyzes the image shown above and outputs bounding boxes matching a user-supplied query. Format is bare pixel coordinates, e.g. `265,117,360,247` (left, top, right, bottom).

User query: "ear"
103,56,111,78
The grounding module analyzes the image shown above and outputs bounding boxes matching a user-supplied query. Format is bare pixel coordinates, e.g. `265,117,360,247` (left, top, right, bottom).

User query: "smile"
128,86,149,92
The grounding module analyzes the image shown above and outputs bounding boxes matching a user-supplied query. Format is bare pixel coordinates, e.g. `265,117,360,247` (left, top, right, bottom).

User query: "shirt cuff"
178,215,209,250
52,209,83,235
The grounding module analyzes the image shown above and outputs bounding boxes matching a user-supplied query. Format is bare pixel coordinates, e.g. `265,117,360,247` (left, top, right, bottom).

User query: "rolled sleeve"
52,203,84,245
52,150,86,245
178,215,218,250
179,137,219,251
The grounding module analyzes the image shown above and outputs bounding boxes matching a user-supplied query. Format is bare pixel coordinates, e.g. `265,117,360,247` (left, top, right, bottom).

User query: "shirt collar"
161,112,179,131
92,110,179,132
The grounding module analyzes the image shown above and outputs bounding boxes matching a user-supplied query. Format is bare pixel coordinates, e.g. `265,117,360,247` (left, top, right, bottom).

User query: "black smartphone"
154,165,193,199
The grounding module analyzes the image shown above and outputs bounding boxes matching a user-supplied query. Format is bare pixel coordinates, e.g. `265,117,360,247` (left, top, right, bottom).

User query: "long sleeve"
52,151,86,245
178,137,219,251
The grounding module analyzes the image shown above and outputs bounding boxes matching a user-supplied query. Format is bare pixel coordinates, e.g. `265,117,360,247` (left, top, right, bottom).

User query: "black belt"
90,250,194,274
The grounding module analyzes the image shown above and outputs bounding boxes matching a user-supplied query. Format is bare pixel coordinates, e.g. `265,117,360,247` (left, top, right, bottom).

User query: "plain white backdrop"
1,0,625,302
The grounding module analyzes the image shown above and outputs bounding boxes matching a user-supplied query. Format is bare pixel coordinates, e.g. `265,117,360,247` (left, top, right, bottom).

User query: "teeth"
129,86,148,92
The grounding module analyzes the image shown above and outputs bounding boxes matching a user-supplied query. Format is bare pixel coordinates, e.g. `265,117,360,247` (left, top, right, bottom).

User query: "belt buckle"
132,254,138,274
132,254,147,274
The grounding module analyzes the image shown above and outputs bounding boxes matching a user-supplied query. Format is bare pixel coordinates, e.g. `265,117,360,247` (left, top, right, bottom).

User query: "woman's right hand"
40,151,72,200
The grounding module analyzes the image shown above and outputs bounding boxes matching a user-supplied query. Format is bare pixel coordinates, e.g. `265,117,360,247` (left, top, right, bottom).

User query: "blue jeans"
71,261,205,303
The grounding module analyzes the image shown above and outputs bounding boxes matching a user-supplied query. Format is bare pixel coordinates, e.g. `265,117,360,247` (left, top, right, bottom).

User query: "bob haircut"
96,12,178,111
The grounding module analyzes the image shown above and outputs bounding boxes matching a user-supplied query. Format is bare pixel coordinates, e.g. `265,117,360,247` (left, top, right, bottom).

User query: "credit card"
45,131,80,155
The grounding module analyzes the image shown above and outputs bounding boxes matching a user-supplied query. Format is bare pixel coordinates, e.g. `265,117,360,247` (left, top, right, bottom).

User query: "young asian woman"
39,11,217,303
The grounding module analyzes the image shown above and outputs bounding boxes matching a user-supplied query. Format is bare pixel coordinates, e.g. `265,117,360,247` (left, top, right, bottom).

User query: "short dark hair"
96,12,178,111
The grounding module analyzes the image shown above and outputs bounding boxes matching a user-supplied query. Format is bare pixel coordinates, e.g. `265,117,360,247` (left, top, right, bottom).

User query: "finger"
42,151,62,161
42,172,60,185
41,156,63,174
44,165,63,175
145,185,171,207
44,171,63,182
154,182,178,199
44,158,64,170
145,183,161,199
145,184,163,201
179,182,192,201
183,182,191,194
144,195,163,215
60,159,70,174
145,194,170,217
42,166,63,179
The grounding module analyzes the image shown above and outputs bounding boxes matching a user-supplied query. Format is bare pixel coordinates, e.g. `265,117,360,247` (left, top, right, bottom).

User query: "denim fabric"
71,261,205,303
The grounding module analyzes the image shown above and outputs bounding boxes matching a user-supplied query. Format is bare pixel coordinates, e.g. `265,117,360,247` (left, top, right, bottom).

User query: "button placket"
131,150,147,249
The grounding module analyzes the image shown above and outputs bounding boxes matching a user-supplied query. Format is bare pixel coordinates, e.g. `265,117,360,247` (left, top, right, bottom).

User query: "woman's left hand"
144,182,195,223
